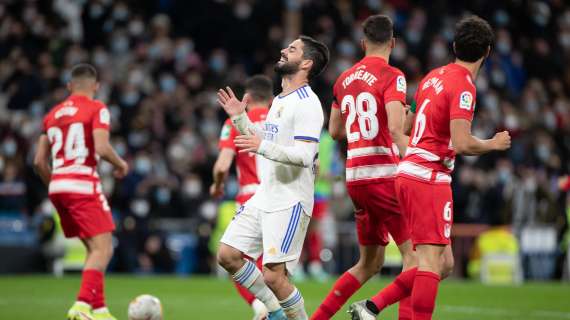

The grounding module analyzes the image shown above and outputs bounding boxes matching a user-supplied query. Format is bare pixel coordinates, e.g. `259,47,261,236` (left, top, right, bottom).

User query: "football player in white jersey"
216,35,329,320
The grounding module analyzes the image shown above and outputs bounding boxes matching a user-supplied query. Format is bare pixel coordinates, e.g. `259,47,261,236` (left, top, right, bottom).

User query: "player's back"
43,95,110,191
333,56,406,185
400,63,476,184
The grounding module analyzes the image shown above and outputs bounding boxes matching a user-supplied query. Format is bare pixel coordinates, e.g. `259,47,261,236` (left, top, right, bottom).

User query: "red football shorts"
347,181,410,246
49,192,115,239
395,176,453,246
312,199,328,220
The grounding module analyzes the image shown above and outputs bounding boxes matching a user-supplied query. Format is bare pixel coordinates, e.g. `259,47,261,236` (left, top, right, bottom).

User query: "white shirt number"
411,99,430,146
341,92,379,143
47,123,89,169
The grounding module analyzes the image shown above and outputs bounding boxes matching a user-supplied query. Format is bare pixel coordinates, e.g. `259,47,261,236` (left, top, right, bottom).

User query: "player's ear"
452,42,457,55
360,39,366,52
390,38,396,49
301,58,313,72
485,45,491,58
94,81,101,92
66,82,73,92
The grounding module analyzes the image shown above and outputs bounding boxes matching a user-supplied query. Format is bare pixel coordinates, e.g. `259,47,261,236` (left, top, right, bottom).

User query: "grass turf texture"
0,276,568,319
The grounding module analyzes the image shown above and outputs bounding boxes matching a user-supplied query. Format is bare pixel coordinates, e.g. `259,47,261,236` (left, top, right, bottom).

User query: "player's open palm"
217,86,250,117
492,131,511,151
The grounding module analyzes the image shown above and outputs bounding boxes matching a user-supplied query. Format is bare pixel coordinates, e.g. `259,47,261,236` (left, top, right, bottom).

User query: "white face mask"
183,179,202,198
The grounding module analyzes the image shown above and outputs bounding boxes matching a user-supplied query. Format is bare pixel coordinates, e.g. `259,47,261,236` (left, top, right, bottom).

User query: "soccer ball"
128,294,163,320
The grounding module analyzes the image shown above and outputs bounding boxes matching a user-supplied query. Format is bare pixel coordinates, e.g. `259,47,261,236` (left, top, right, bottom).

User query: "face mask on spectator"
497,40,511,54
497,168,512,183
113,5,129,21
430,43,447,60
93,50,109,67
3,139,17,157
209,55,227,73
536,145,551,162
338,40,356,57
121,90,140,107
114,141,127,158
559,32,570,49
392,44,406,61
234,2,252,19
131,199,150,218
159,74,177,93
155,187,171,204
491,68,506,87
112,35,129,53
129,19,145,37
183,178,202,198
135,156,152,175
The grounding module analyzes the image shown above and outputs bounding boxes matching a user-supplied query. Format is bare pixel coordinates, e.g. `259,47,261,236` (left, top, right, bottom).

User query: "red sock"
307,230,323,262
411,271,440,320
233,281,256,305
311,272,361,320
77,269,104,308
370,267,417,312
398,296,412,320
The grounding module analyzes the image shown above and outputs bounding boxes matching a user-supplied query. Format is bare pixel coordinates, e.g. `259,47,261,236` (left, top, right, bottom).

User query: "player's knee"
262,268,287,290
355,256,383,279
217,245,241,271
401,250,417,269
440,255,454,279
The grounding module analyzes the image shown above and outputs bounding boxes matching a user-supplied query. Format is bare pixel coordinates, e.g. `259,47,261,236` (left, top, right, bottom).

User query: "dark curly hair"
454,15,494,62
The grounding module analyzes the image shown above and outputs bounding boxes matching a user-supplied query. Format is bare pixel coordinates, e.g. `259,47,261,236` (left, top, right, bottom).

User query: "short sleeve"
449,83,476,121
92,102,111,130
383,71,407,105
218,118,237,151
294,100,324,143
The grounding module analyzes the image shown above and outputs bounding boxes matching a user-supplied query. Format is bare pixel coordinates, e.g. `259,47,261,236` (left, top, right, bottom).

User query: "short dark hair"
245,75,273,103
299,35,330,80
70,63,98,80
454,15,494,62
362,14,393,45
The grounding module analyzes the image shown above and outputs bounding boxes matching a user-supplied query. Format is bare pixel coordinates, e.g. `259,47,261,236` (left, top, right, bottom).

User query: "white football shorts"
220,202,310,273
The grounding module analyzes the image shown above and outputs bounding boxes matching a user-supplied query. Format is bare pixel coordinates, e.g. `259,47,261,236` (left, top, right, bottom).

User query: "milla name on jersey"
342,68,378,89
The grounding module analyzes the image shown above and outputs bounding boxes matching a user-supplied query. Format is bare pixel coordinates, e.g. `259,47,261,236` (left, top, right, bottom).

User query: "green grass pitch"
0,275,568,319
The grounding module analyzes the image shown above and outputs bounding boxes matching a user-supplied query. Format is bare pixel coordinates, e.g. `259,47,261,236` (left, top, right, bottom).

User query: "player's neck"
365,49,390,62
280,74,309,96
70,91,95,100
454,59,482,79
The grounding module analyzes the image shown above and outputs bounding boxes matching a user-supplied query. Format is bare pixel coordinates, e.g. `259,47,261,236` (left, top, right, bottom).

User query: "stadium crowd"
0,0,568,276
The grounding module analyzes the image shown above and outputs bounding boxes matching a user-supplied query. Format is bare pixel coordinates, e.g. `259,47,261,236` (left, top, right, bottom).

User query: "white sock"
279,287,307,320
232,260,281,312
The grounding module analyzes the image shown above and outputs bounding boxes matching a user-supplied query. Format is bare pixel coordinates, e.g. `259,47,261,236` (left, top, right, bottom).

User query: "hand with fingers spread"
234,129,262,153
217,86,251,117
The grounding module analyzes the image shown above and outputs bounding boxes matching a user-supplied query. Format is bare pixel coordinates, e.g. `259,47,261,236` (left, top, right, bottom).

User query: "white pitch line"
442,305,570,319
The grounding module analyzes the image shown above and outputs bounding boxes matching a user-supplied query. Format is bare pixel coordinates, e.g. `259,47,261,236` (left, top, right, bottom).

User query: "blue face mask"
155,187,171,204
159,75,177,93
209,56,226,73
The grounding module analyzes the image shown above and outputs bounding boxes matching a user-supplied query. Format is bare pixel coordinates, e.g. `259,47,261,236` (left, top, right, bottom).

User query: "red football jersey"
218,107,268,204
43,95,110,194
332,56,407,185
398,63,476,184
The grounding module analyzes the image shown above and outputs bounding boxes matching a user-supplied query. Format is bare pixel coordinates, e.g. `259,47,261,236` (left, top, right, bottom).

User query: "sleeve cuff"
258,140,271,155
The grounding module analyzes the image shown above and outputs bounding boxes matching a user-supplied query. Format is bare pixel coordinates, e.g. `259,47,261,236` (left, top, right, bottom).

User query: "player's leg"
262,203,311,320
311,244,383,320
440,244,454,279
79,232,114,319
218,206,285,319
231,256,268,319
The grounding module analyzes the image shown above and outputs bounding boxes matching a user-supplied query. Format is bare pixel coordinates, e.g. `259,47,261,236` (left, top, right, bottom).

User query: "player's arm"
328,106,345,140
33,134,51,185
450,120,510,155
386,101,409,157
93,129,129,178
449,87,510,155
210,148,235,198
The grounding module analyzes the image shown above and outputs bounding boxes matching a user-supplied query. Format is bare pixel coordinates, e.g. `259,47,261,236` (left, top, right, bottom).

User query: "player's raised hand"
217,86,250,117
491,131,511,151
114,159,129,178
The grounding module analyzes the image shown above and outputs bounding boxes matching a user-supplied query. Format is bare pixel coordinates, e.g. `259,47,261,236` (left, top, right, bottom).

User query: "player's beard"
274,60,300,76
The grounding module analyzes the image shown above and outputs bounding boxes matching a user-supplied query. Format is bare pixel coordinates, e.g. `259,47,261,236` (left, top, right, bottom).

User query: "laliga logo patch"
100,108,111,125
459,91,473,110
396,75,406,93
220,124,231,139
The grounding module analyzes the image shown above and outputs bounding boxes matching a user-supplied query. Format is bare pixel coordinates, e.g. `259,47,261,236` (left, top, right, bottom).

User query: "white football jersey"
247,85,324,215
